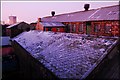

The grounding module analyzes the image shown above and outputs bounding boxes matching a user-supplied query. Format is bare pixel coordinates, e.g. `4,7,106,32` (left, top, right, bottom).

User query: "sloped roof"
40,22,65,27
88,5,119,21
42,5,119,22
6,22,34,30
6,22,21,28
12,30,118,79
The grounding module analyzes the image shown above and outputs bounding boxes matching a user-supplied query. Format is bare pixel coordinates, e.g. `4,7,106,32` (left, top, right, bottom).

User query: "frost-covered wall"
12,30,118,79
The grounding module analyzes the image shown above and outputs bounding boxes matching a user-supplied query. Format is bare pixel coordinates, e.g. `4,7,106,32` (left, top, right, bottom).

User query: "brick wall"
63,20,119,37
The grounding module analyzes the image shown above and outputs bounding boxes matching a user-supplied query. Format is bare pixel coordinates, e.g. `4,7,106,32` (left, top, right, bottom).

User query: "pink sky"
1,1,119,23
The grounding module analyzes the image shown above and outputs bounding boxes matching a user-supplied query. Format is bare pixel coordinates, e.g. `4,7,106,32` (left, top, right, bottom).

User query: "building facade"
36,18,65,32
63,20,119,36
6,22,33,38
41,5,119,37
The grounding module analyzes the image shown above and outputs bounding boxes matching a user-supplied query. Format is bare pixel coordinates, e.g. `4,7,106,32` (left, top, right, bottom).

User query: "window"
72,24,76,32
79,24,84,32
66,24,70,32
94,23,100,32
57,28,60,31
105,24,112,33
48,28,52,31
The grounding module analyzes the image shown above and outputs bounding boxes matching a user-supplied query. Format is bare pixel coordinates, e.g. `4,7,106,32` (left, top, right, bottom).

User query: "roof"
0,36,11,46
6,22,34,30
6,22,21,28
42,5,119,22
2,24,10,28
12,30,118,79
88,5,119,21
40,22,65,27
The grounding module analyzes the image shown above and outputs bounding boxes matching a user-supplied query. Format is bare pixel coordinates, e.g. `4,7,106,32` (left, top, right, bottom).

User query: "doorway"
86,22,91,35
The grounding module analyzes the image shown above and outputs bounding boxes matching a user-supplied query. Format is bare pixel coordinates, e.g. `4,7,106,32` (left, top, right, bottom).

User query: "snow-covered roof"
42,5,119,22
40,22,65,27
6,22,21,28
12,30,118,79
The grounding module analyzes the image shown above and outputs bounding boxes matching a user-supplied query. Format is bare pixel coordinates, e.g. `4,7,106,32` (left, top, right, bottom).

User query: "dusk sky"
1,1,119,23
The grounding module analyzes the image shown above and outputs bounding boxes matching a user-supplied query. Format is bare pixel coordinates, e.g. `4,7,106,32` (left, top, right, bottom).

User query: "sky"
1,1,119,24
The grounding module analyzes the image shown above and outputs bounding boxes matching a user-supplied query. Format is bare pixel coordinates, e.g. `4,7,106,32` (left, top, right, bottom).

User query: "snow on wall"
12,30,118,79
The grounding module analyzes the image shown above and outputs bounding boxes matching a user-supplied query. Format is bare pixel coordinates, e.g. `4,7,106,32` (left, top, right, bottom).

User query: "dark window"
72,24,76,32
105,24,112,33
69,23,72,32
57,28,60,31
48,28,52,31
66,24,70,32
43,28,45,31
79,24,84,32
94,24,100,32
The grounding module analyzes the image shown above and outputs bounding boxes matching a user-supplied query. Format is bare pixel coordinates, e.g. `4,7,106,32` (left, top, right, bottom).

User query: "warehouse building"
39,4,119,36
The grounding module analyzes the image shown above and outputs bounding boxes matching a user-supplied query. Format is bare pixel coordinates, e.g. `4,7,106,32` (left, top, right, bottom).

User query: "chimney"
84,4,90,11
38,18,41,22
51,11,55,17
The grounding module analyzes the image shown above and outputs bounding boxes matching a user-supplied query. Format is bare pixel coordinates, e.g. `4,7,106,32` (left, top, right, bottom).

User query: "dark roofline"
42,4,119,19
6,21,29,28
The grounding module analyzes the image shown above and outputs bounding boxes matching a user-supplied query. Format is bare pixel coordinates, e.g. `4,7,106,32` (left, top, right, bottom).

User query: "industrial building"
38,4,119,37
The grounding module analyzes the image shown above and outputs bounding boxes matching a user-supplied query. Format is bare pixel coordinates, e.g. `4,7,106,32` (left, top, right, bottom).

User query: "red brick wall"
63,21,119,36
63,22,86,34
91,21,119,36
59,28,65,32
36,22,44,30
45,27,65,32
52,28,57,32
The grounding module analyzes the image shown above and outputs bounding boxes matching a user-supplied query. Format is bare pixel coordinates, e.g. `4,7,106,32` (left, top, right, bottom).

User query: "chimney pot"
38,18,41,22
84,4,90,11
51,11,55,16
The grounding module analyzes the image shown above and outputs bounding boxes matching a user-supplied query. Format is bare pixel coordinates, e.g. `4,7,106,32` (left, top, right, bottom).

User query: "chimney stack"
84,4,90,11
51,11,55,17
38,18,41,22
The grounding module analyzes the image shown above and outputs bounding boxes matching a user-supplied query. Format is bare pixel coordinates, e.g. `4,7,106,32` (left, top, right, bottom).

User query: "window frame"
93,23,101,33
79,23,84,32
105,23,112,33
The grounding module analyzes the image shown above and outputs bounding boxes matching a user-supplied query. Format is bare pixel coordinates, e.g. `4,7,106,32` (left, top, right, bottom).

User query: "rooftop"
40,22,65,27
42,5,119,22
12,30,118,79
6,22,21,28
6,22,34,30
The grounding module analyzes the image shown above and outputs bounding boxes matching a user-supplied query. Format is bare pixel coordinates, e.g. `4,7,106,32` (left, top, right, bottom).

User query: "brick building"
41,5,119,37
6,22,34,38
36,18,65,32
